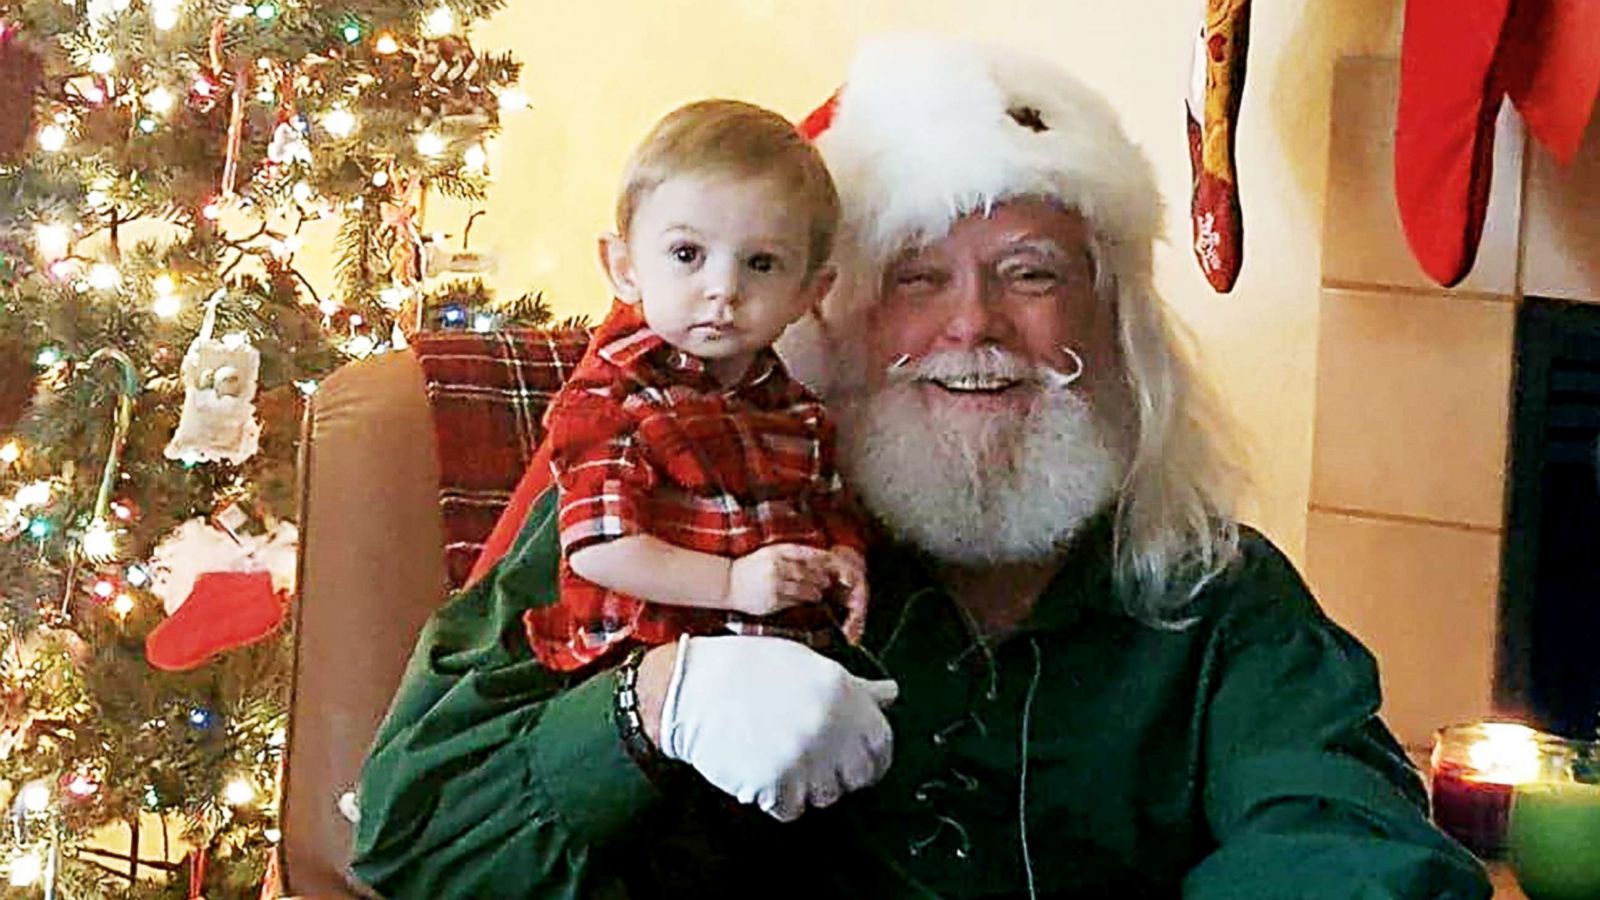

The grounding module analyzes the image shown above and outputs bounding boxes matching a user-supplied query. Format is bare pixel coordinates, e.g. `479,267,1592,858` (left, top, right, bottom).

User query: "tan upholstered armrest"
280,350,448,898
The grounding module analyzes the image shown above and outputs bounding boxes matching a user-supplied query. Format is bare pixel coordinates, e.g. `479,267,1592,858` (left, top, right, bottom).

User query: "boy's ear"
804,265,837,315
598,233,641,303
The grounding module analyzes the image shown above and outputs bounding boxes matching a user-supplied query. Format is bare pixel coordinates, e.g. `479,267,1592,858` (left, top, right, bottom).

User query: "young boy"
523,99,868,672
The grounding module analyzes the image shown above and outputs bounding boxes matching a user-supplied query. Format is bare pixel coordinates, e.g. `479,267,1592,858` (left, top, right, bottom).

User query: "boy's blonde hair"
616,99,840,276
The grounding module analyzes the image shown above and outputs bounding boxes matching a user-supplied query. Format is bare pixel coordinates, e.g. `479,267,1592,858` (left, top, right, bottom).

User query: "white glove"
658,634,898,822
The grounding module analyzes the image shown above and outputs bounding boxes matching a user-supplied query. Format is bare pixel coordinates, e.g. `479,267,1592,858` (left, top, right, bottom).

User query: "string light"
35,224,71,260
152,273,176,296
8,851,42,887
34,347,62,367
126,564,150,587
26,519,50,539
153,294,182,318
340,22,362,43
137,116,158,134
292,181,314,202
37,124,67,153
112,593,135,616
473,313,496,332
0,441,20,465
347,334,376,357
88,262,120,290
374,33,399,54
81,518,118,561
15,481,52,508
144,86,176,115
92,579,115,599
88,51,115,74
229,3,251,18
253,1,277,20
85,189,108,206
422,5,454,36
152,2,180,29
415,131,445,157
223,778,256,806
322,107,356,138
462,143,487,173
20,782,50,812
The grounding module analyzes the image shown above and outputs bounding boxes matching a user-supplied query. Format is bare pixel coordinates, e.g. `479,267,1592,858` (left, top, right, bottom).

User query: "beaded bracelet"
613,646,671,776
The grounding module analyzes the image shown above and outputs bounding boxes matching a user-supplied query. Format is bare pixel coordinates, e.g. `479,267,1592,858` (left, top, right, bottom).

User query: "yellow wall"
415,0,1411,558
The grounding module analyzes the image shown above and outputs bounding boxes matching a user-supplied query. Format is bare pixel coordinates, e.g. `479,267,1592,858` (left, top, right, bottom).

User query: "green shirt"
351,491,1490,899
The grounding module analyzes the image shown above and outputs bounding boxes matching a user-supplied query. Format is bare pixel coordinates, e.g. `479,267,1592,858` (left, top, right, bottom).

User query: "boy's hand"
828,546,869,644
726,543,834,616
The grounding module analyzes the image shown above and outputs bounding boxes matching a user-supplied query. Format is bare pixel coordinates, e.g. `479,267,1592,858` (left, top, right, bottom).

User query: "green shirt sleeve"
1184,537,1491,900
350,488,658,899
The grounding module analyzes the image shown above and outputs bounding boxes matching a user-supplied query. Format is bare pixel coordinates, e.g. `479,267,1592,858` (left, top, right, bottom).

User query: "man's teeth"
930,375,1020,392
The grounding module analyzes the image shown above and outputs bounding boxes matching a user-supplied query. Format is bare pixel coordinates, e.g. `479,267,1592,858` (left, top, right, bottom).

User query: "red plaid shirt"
524,303,867,671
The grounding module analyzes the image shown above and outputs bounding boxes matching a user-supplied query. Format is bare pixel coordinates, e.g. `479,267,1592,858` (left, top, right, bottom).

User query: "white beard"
834,348,1123,565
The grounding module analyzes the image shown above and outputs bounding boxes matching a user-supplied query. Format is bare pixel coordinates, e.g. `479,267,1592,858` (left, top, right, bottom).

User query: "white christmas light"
317,298,341,316
422,5,454,36
85,189,108,207
153,294,182,318
473,313,495,332
37,124,67,153
15,481,51,508
20,781,50,813
144,86,176,115
88,262,120,290
229,2,251,17
82,518,118,560
347,334,376,357
264,827,282,843
463,143,487,173
34,224,70,259
322,107,356,138
152,3,180,30
8,851,42,887
153,273,177,295
0,441,20,465
292,181,314,202
223,778,256,806
374,33,399,54
415,131,445,158
370,170,389,188
112,593,135,616
89,51,115,74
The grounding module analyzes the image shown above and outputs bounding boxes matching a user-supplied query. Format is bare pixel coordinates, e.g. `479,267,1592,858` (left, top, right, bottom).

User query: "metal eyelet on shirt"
908,815,973,861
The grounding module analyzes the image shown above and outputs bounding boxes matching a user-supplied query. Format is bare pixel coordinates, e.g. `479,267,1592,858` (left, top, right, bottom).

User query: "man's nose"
939,273,1012,346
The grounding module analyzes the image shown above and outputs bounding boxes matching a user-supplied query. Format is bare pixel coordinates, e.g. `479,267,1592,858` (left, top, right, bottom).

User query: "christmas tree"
0,0,528,894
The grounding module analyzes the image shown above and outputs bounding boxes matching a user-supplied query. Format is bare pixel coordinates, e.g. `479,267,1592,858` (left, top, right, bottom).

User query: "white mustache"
887,346,1082,388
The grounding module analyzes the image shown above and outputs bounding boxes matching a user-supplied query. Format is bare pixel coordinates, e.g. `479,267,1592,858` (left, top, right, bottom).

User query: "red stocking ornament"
144,517,295,671
1186,0,1252,293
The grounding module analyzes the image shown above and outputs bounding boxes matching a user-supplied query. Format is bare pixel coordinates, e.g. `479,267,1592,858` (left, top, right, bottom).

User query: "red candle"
1432,760,1516,858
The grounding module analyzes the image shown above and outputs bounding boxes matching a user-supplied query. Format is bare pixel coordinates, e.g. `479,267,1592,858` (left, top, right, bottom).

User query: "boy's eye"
747,253,781,273
671,244,701,265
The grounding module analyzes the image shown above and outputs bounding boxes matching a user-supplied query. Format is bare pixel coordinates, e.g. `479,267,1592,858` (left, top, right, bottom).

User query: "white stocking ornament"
164,293,261,464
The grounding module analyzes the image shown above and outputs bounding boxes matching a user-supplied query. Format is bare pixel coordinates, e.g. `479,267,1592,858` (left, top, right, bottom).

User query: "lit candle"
1431,722,1542,858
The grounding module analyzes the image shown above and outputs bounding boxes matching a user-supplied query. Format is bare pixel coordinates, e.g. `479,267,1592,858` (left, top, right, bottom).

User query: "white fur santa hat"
795,34,1161,322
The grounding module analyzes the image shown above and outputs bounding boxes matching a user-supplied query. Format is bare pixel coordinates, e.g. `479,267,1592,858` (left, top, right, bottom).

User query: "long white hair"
781,229,1244,627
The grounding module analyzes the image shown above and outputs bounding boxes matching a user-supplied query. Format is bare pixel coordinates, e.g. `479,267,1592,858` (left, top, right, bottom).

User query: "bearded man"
350,36,1489,900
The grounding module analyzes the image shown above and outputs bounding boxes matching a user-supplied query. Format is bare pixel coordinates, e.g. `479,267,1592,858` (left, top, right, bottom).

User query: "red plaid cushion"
410,328,591,588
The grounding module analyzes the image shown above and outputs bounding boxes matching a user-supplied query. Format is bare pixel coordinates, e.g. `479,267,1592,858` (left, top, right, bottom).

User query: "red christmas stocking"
1497,0,1600,166
1186,0,1252,293
145,570,286,671
1395,0,1516,288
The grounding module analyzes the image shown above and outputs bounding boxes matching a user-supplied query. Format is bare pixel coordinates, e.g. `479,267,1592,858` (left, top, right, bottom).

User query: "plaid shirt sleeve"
546,386,656,555
808,409,869,554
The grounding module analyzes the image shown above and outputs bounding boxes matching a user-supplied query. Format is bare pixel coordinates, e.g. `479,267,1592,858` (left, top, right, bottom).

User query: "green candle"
1509,782,1600,900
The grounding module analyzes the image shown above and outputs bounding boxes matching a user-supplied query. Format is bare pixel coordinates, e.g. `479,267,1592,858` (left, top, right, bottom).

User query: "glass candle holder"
1508,735,1600,900
1430,722,1546,858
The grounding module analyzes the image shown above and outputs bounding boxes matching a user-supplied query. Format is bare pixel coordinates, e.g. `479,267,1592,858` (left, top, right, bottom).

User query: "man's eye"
748,253,781,273
1003,265,1065,294
893,270,939,289
671,245,701,265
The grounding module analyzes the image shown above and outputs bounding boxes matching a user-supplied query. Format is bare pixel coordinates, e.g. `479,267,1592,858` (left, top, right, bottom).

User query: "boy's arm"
571,536,835,616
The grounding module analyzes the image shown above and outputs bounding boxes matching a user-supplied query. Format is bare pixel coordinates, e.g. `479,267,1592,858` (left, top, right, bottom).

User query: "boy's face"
602,174,833,384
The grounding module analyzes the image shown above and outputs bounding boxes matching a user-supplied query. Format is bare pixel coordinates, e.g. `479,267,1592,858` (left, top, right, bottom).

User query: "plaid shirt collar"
593,302,780,394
